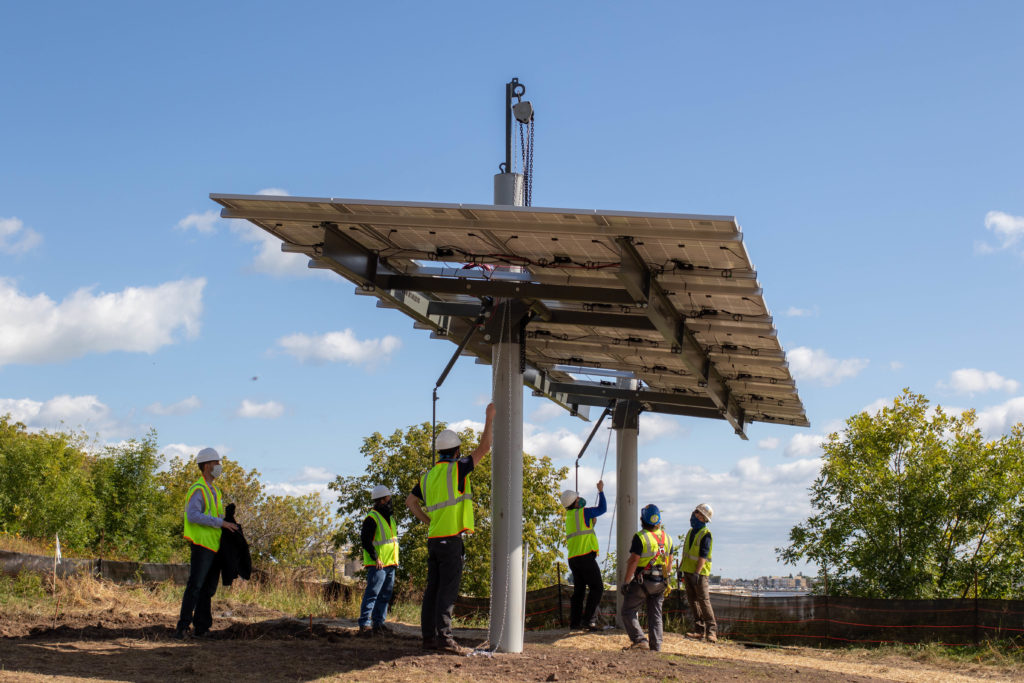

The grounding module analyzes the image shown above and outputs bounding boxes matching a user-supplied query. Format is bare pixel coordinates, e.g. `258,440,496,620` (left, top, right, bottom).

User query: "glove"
664,584,673,598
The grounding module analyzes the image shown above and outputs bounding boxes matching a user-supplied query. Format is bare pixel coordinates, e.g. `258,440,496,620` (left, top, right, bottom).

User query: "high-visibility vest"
182,478,225,552
680,526,713,575
636,527,672,569
564,507,599,558
421,460,473,538
362,510,399,567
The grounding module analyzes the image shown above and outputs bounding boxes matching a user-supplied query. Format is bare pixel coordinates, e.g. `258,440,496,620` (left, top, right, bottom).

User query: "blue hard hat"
641,504,661,526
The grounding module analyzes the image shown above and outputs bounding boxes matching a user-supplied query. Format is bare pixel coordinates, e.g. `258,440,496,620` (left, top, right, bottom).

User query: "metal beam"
375,274,636,305
615,237,747,438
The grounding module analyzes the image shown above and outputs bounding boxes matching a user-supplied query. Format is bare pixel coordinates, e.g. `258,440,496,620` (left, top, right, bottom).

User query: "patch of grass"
849,641,1024,671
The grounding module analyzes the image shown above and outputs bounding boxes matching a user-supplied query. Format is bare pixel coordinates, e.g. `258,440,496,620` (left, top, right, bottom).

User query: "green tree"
0,416,96,551
90,431,176,561
778,390,1024,599
329,421,569,596
246,493,339,575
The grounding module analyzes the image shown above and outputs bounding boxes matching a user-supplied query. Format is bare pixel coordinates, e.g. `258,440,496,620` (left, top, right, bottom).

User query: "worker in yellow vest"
619,504,674,651
174,448,238,639
358,484,399,637
679,502,717,643
559,479,606,631
407,402,495,655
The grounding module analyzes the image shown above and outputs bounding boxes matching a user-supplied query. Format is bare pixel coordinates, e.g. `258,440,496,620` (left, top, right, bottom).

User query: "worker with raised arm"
358,484,399,637
680,502,717,643
174,448,239,639
619,504,673,652
406,402,495,655
559,479,607,631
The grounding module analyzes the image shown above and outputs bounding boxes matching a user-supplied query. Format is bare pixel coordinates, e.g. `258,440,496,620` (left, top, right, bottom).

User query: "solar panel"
212,193,809,436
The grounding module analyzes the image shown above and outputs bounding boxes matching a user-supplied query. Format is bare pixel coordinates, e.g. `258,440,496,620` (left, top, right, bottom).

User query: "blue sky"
2,1,1022,578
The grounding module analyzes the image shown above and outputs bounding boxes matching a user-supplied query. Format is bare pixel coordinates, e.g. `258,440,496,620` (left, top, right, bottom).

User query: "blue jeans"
359,565,396,627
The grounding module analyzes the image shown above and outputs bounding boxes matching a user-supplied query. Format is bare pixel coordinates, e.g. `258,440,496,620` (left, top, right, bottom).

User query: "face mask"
379,500,394,516
577,497,587,509
210,464,223,479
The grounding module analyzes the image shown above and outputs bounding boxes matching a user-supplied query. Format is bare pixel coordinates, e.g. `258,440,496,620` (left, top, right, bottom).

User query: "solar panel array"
212,194,808,434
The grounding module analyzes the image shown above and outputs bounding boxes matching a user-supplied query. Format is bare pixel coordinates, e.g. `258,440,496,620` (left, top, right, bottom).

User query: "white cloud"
293,466,335,483
0,394,114,432
889,361,904,371
975,397,1024,438
784,432,826,457
236,399,284,419
784,306,815,317
0,277,204,367
530,401,566,422
0,217,43,254
788,346,868,386
524,423,588,460
941,368,1020,395
757,437,779,450
638,413,684,443
147,395,201,416
447,418,485,434
265,481,332,497
175,209,220,234
256,188,290,197
276,329,401,367
862,397,889,415
982,210,1024,251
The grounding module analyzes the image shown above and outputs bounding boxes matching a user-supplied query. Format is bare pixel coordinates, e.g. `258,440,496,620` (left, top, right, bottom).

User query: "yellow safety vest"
421,460,473,538
362,510,399,567
636,527,672,569
182,478,225,552
680,526,713,575
564,507,599,558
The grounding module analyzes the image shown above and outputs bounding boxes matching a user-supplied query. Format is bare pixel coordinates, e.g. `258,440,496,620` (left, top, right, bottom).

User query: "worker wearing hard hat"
174,448,239,639
679,503,717,643
358,484,399,637
407,402,496,655
559,480,607,632
619,504,673,651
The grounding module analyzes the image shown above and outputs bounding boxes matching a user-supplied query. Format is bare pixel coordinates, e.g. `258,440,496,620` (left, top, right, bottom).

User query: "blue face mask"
690,512,706,530
577,497,587,509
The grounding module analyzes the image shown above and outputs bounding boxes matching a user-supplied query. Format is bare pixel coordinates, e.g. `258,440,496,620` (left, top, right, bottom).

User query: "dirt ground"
0,610,1018,682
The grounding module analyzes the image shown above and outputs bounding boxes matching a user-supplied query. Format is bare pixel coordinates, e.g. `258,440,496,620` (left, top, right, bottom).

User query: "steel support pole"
613,377,639,627
489,332,524,652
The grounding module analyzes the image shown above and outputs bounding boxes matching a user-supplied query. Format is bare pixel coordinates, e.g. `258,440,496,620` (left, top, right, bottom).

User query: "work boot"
684,631,704,640
373,623,393,635
172,627,190,640
439,639,469,655
586,622,603,632
623,639,649,651
357,625,374,637
706,633,718,644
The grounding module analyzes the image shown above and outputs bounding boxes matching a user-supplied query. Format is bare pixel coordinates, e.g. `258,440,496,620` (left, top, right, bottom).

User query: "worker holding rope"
619,504,673,652
559,480,607,632
407,403,495,655
680,503,717,643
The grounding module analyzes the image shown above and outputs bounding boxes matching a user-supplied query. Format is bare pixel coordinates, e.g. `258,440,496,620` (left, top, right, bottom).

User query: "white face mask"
210,464,223,479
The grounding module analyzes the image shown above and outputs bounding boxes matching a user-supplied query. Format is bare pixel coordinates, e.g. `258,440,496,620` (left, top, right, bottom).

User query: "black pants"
177,543,221,634
421,535,464,643
568,552,604,627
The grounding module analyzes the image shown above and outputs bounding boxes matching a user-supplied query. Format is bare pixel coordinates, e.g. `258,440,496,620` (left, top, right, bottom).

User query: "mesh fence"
455,582,1024,647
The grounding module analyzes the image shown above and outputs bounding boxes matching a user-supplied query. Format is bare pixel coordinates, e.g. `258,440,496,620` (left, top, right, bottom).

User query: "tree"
329,421,569,596
778,390,1024,599
91,431,176,561
0,416,96,551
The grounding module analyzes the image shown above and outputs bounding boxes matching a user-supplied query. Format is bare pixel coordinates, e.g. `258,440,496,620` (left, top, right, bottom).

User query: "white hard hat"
559,490,579,508
435,429,462,451
695,503,714,521
370,484,392,500
196,447,220,464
